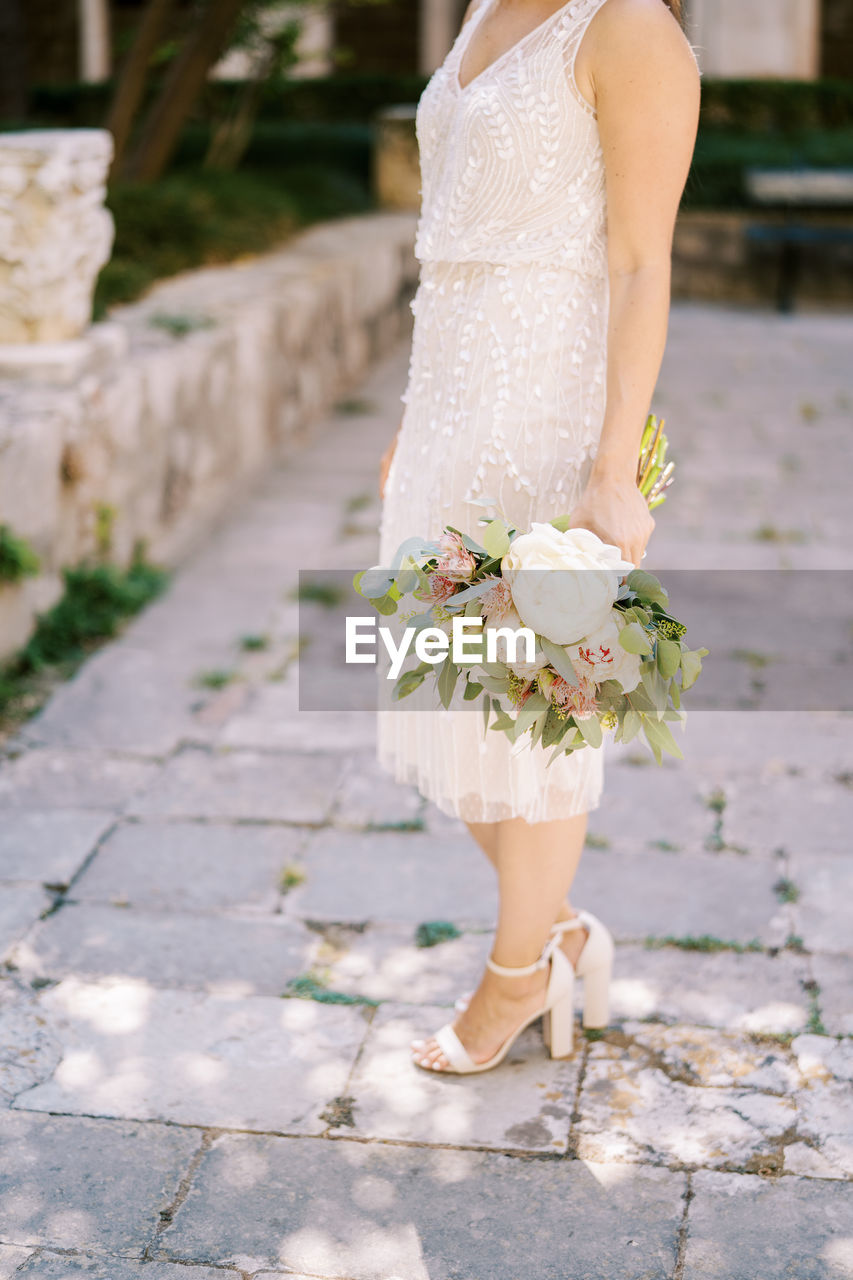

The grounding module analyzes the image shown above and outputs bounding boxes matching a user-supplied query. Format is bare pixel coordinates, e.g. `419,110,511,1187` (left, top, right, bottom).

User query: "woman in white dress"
377,0,700,1073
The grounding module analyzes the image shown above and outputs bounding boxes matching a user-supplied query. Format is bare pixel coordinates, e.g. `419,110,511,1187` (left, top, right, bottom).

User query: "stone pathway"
1,303,852,1280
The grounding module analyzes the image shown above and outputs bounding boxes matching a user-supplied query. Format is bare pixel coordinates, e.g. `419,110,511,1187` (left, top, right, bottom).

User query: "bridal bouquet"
355,416,707,765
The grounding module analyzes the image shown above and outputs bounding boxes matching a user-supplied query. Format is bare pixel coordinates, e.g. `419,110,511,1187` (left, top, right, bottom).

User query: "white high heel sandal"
413,933,577,1075
453,909,614,1030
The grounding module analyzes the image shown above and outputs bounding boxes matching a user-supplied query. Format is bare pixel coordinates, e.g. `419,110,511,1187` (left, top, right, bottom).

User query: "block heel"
581,961,611,1029
542,980,576,1058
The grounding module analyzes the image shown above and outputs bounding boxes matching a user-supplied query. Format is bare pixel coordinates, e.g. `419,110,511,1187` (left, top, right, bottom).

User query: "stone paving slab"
128,747,342,825
219,697,378,753
664,710,853,776
313,921,493,1006
161,1134,686,1279
724,774,853,857
331,754,424,830
794,1078,853,1178
575,1030,799,1172
812,954,853,1035
0,887,51,960
0,811,112,889
0,1245,31,1278
346,1001,580,1152
585,761,718,851
16,978,370,1133
314,926,812,1031
12,1259,235,1280
288,829,498,925
788,850,853,955
17,646,203,757
0,1110,199,1256
571,847,790,946
0,978,61,1106
0,751,158,812
69,819,305,914
12,903,317,995
683,1170,853,1280
607,944,811,1032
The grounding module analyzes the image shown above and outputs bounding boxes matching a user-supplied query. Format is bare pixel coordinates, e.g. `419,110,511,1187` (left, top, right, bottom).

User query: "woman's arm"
568,0,700,566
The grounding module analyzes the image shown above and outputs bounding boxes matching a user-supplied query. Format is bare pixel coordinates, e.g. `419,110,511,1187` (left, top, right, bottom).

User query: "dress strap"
560,0,612,117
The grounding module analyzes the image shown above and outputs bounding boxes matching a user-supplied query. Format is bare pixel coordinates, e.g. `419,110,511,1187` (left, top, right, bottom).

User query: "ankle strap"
551,914,588,937
486,933,559,978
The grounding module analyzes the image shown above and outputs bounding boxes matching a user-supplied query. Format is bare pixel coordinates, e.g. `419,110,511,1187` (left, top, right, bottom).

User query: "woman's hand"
379,426,400,500
567,471,654,568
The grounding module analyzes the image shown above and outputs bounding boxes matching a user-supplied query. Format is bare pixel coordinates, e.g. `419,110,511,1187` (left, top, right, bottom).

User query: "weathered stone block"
0,131,114,343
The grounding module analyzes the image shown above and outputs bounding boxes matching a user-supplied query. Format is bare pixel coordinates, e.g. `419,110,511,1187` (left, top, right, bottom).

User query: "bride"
376,0,700,1074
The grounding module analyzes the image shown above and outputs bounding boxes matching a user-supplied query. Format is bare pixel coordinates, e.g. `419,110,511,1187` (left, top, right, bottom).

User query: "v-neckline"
454,0,577,94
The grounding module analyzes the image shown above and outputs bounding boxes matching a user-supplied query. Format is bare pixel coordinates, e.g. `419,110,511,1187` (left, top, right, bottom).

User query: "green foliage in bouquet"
356,413,707,767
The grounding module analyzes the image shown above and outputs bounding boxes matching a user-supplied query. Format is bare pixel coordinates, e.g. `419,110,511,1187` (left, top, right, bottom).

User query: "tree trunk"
107,0,175,178
0,0,30,122
123,0,248,183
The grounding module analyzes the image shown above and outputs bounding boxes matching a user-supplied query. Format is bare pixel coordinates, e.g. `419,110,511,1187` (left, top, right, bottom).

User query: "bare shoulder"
582,0,700,87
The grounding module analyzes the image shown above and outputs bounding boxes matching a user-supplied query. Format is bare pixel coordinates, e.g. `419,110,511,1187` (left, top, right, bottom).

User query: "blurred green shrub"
0,527,41,585
95,162,371,314
22,73,853,131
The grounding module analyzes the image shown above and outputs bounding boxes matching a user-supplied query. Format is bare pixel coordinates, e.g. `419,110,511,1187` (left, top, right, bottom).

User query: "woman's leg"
413,812,589,1069
465,818,589,967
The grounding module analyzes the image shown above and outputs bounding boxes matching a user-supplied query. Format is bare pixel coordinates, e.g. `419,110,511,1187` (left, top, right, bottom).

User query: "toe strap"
434,1023,478,1073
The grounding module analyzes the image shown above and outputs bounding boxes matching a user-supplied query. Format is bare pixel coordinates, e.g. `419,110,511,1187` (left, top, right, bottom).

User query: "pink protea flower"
415,572,457,605
479,575,514,623
551,673,599,721
435,532,477,581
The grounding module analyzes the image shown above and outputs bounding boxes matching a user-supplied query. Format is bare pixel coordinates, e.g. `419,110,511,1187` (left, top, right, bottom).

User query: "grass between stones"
645,935,764,954
0,557,169,738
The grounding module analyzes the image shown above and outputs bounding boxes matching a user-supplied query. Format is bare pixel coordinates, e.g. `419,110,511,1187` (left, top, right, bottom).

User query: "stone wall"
0,211,419,660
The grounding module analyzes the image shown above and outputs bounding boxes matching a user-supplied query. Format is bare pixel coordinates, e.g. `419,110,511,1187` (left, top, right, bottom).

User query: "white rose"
572,613,642,693
501,524,634,646
484,605,549,678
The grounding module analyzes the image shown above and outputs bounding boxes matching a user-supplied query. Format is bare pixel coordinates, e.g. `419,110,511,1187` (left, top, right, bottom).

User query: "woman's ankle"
554,902,578,925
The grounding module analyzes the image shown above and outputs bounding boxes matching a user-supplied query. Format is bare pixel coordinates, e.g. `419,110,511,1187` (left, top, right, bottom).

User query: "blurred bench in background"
744,168,853,313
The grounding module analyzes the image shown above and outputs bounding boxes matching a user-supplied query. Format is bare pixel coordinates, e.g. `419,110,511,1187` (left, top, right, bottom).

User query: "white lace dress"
377,0,612,824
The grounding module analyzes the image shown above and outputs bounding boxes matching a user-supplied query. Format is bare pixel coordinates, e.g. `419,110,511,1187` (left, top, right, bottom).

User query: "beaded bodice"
413,0,610,274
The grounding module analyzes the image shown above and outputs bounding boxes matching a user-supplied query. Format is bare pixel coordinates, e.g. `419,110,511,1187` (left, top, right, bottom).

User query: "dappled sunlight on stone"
52,977,153,1035
16,981,368,1132
279,1223,432,1280
345,1005,578,1151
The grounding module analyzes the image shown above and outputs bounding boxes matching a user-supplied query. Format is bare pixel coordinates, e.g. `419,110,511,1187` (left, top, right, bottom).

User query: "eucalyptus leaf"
549,513,572,532
480,519,512,559
542,706,567,748
437,656,460,709
680,648,706,691
374,593,399,616
451,578,498,605
394,568,419,594
621,707,642,743
359,567,396,599
656,637,681,680
539,636,579,686
643,716,684,760
390,537,440,570
626,569,669,607
641,663,669,717
463,680,483,700
576,714,603,749
618,622,653,655
514,690,549,737
393,670,425,700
